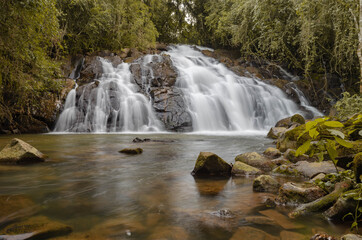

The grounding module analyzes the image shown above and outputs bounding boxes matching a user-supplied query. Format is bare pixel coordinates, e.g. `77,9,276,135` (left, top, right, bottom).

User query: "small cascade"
288,83,323,117
54,58,163,132
167,45,320,131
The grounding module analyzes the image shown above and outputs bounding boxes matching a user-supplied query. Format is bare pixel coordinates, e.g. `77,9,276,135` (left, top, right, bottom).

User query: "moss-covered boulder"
267,127,287,139
253,175,280,193
0,216,72,239
276,125,309,152
291,114,305,125
272,164,300,176
235,152,274,171
0,138,47,165
231,162,262,176
119,148,143,155
353,152,362,183
263,148,281,159
276,182,326,205
191,152,232,177
275,117,292,128
284,149,312,163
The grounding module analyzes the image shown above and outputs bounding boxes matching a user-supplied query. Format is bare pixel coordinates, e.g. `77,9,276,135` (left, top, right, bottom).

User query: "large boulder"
231,161,262,176
253,175,280,193
292,161,343,178
191,152,232,177
0,138,47,164
235,152,274,171
276,182,326,205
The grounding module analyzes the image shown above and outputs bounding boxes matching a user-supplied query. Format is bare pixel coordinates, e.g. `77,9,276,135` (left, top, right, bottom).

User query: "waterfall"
54,58,163,132
55,45,322,133
167,45,320,131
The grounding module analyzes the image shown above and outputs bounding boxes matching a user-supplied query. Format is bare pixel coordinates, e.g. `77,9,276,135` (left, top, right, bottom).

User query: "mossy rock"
353,152,362,183
0,138,47,165
232,162,262,176
267,127,287,139
291,114,305,125
263,147,281,159
276,182,326,205
235,152,274,171
0,216,72,239
119,148,143,155
253,175,280,193
275,117,292,128
337,140,362,157
272,164,300,176
191,152,231,177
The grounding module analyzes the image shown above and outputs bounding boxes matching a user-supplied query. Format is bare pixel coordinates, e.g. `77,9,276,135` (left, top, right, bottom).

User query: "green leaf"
348,129,357,135
295,140,311,156
316,152,324,162
327,129,345,139
326,140,337,161
315,118,327,123
334,137,353,148
309,128,319,139
323,121,344,128
306,121,318,131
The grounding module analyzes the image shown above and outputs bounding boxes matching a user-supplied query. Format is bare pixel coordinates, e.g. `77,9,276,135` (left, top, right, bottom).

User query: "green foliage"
295,117,355,172
0,0,62,114
335,92,362,120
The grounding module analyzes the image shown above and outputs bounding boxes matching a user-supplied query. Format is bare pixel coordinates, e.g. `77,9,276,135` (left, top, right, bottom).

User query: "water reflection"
0,134,350,239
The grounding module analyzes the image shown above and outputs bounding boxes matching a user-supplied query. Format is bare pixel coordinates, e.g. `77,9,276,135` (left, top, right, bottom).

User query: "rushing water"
0,134,348,239
55,45,321,133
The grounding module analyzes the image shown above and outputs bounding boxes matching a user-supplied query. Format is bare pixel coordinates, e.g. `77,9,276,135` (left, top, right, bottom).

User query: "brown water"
0,134,349,239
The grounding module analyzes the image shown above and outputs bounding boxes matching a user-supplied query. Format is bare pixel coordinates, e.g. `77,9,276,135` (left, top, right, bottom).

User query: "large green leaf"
334,137,354,148
305,121,318,131
309,128,319,139
326,139,337,161
327,129,345,139
295,140,311,156
324,121,344,128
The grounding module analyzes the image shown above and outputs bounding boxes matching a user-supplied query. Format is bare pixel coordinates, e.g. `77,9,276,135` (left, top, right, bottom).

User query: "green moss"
291,114,306,125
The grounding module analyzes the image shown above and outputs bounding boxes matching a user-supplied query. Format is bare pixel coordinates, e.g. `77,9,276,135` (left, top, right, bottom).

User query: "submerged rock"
253,175,280,193
0,138,46,165
0,195,38,227
231,161,262,176
276,182,326,205
244,216,276,226
119,148,143,155
0,216,72,239
148,226,189,240
230,226,279,240
280,230,306,240
259,209,304,230
235,152,274,171
191,152,231,177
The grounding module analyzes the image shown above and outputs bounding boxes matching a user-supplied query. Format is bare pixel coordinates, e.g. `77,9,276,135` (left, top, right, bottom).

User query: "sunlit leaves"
334,137,354,148
323,121,344,128
296,140,311,156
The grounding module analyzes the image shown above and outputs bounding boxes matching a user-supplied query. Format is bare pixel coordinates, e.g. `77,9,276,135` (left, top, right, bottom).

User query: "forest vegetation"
0,0,361,119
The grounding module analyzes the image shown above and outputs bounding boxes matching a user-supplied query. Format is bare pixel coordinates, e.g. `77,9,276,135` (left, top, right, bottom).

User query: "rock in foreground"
235,152,274,171
191,152,231,177
232,161,262,176
0,138,46,165
119,148,143,155
253,175,280,193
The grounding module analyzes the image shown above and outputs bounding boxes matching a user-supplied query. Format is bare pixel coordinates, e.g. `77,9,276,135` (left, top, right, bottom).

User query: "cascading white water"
55,45,322,133
54,58,163,132
167,45,321,131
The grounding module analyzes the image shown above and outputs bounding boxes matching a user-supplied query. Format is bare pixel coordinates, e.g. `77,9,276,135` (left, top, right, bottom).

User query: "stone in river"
191,152,231,177
148,226,189,240
0,138,47,165
119,148,143,155
231,161,262,176
230,226,279,240
253,175,280,193
259,209,303,230
235,152,274,171
0,216,72,239
0,195,38,227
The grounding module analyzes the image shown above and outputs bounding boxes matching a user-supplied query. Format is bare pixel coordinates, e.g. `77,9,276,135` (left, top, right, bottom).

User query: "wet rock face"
130,54,192,132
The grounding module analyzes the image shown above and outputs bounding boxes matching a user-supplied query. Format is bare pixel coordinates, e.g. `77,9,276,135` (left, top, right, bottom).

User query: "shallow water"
0,134,349,239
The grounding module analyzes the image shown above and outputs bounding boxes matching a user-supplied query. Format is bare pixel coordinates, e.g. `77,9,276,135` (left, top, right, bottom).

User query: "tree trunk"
359,0,362,93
